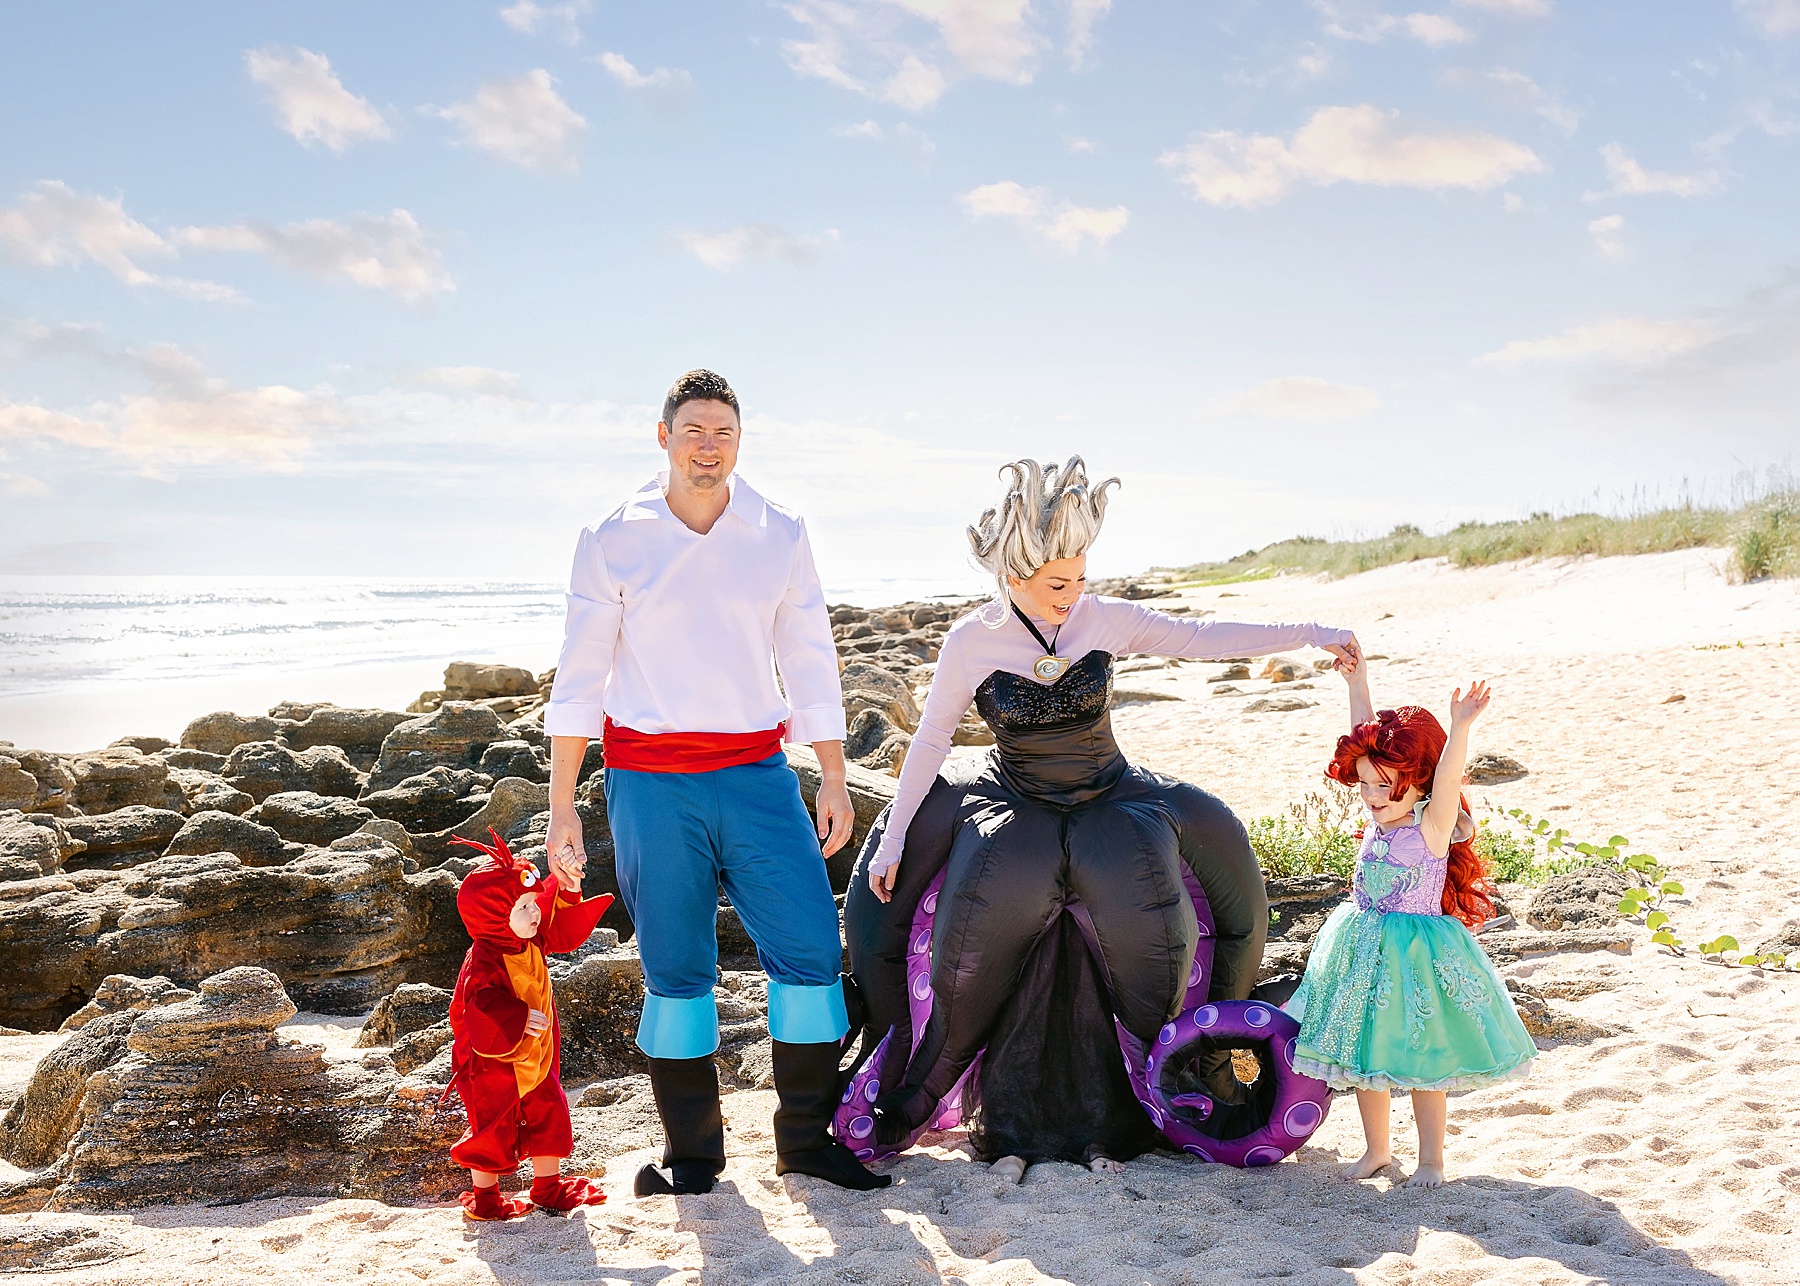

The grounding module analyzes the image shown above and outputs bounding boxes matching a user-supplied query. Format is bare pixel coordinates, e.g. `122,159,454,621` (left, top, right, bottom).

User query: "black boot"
634,1056,727,1196
772,1040,892,1190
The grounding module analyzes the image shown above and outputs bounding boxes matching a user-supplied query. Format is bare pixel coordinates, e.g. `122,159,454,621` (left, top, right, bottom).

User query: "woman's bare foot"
1403,1163,1445,1189
1088,1155,1126,1176
990,1156,1026,1184
1340,1149,1393,1180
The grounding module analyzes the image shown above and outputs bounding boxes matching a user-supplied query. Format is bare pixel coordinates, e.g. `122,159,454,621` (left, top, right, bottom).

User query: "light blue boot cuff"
637,992,720,1059
766,978,849,1045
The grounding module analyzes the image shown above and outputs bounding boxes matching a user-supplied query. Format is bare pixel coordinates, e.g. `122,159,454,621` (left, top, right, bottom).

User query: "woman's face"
1008,554,1087,625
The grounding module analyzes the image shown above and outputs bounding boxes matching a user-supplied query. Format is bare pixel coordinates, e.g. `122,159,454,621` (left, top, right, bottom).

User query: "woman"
845,458,1359,1180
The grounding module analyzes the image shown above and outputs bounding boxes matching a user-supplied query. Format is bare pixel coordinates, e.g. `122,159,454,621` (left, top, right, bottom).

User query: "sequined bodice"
973,649,1126,807
1352,824,1447,915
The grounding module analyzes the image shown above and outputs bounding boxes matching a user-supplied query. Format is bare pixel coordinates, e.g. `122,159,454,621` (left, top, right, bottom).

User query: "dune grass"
1160,491,1800,586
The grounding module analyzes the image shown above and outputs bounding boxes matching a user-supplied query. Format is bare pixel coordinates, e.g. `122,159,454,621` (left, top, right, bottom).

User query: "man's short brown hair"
662,369,740,426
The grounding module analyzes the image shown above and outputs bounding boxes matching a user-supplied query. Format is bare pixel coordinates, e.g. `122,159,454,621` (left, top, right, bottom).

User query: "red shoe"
460,1185,532,1221
530,1174,607,1211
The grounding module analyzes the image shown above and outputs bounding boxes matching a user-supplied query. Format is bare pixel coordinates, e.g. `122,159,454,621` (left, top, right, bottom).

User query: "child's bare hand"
525,1008,550,1036
1449,680,1491,726
1322,634,1361,672
547,843,584,893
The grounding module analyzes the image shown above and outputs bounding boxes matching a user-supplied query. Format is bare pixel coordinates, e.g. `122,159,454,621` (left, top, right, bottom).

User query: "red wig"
1326,706,1492,929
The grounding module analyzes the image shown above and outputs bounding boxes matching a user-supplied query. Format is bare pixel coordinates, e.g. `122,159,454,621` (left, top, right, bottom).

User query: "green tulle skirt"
1284,903,1538,1092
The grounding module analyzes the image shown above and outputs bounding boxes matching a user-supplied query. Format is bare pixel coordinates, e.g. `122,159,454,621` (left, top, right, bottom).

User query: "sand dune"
4,548,1798,1284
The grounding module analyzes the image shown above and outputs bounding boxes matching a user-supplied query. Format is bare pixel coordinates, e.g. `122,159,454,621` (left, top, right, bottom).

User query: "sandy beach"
4,547,1798,1284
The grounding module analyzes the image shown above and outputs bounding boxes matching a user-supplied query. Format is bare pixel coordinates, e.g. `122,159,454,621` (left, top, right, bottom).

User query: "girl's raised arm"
1342,652,1375,729
1422,680,1490,857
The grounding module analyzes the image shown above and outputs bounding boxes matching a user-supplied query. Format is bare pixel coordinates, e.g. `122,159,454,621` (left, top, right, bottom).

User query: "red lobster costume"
444,831,613,1213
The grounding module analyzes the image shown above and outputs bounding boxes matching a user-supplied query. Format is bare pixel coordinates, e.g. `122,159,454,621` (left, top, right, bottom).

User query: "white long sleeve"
544,473,847,743
870,595,1354,870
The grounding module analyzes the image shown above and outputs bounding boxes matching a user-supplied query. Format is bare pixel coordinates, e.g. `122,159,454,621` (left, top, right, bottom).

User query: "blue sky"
2,0,1796,593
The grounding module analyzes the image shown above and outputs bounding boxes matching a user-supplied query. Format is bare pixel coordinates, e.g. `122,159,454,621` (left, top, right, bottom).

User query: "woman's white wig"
968,457,1120,619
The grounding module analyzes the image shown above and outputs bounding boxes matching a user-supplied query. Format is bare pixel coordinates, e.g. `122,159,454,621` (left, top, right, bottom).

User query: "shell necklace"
1012,603,1070,682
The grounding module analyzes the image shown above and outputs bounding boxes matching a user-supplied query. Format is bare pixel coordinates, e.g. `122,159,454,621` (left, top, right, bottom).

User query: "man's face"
658,399,740,492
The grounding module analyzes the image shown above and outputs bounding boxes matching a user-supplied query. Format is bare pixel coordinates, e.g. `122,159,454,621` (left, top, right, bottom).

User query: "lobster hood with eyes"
453,829,556,950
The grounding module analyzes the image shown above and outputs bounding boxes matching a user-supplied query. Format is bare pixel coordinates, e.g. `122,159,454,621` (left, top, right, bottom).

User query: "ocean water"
0,573,983,752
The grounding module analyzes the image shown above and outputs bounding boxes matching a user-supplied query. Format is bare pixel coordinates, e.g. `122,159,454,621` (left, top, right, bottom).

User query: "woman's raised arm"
1094,596,1358,665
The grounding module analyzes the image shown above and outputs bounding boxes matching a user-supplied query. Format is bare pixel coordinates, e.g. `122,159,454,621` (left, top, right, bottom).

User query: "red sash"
602,717,786,774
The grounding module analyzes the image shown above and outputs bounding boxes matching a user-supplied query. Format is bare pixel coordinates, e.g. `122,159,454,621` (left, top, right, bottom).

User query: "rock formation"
163,810,301,864
364,704,510,792
1,968,466,1211
223,741,363,803
61,807,185,870
0,835,465,1030
246,791,375,846
1525,864,1631,931
0,811,84,882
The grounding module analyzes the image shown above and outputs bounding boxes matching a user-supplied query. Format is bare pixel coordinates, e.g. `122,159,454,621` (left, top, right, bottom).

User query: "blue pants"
605,753,848,1059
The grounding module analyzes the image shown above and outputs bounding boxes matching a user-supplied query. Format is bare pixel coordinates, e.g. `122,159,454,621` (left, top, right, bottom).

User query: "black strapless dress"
845,649,1269,1164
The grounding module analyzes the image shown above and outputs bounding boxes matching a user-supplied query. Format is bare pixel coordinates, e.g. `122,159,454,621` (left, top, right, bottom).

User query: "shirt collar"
644,471,761,529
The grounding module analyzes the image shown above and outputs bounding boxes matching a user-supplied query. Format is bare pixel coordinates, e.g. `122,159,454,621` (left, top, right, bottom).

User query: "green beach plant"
1159,491,1800,586
1248,786,1361,881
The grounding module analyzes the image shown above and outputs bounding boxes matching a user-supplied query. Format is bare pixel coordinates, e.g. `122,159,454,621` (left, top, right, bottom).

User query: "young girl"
1285,657,1537,1188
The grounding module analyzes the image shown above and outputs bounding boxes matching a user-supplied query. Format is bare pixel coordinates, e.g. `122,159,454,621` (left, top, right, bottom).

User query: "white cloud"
1066,0,1113,66
1205,376,1382,420
0,181,237,301
960,181,1128,251
499,0,590,42
1065,135,1097,154
594,51,694,110
782,0,1103,110
180,210,453,302
1477,316,1719,367
1736,0,1800,36
435,70,586,172
1454,0,1550,15
677,225,839,270
1587,142,1723,199
245,47,390,152
1587,214,1627,259
1442,66,1579,133
1316,4,1473,45
403,366,526,398
893,121,937,162
0,468,52,497
1404,13,1473,44
830,118,935,163
1160,105,1541,208
1,345,343,475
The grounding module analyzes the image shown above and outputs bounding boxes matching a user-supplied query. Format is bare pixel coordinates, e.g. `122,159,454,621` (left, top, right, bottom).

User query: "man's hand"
546,808,584,876
548,841,585,893
810,740,856,859
525,1008,550,1036
816,779,855,858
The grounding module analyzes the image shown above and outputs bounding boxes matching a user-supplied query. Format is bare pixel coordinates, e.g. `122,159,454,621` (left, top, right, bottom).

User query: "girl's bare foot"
990,1156,1026,1184
1404,1163,1445,1189
1340,1149,1392,1180
1088,1155,1126,1175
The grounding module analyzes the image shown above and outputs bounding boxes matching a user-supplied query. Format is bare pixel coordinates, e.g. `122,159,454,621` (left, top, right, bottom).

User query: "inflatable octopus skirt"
833,865,1332,1167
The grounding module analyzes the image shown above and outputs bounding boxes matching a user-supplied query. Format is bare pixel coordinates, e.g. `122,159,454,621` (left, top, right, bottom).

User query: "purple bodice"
1352,823,1446,916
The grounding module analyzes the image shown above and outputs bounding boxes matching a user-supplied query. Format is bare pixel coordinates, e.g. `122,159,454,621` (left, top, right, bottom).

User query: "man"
544,369,888,1194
